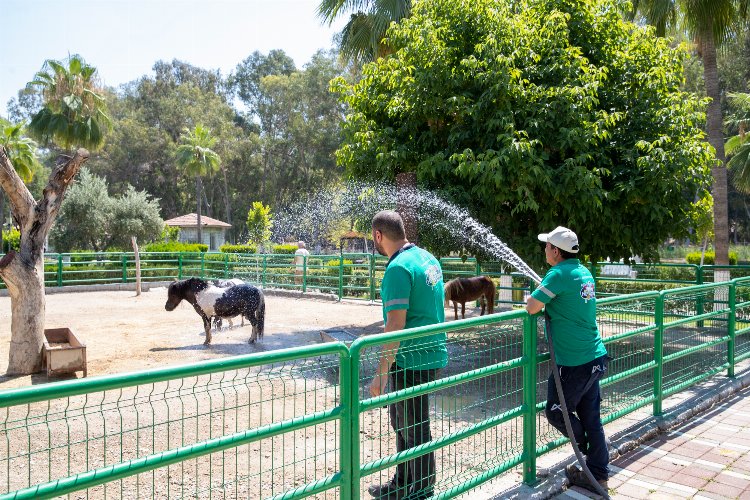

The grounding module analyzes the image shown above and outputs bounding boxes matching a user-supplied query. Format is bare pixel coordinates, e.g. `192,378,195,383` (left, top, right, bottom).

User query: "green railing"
2,277,750,498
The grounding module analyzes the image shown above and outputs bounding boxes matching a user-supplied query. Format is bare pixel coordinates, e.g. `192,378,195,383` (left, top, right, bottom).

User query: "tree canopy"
333,0,715,265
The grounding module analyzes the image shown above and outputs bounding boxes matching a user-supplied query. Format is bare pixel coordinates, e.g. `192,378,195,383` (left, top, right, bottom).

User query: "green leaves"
26,54,110,151
335,0,713,265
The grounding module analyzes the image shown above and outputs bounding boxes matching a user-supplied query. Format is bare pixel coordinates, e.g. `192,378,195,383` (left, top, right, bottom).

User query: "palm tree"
630,0,749,266
0,121,39,252
175,125,221,246
725,92,750,191
26,54,110,152
317,0,411,64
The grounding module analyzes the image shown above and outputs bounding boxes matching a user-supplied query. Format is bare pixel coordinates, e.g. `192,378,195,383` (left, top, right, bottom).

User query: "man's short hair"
554,245,577,260
372,210,406,240
298,240,306,248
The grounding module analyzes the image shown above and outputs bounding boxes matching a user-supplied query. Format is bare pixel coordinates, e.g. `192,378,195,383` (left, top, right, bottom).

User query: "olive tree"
333,0,715,266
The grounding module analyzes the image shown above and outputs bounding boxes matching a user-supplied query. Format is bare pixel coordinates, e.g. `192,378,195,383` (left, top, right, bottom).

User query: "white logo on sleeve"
580,282,595,302
425,264,443,287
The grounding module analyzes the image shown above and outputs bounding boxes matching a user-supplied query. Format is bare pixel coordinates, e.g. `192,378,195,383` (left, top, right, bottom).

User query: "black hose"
545,311,610,499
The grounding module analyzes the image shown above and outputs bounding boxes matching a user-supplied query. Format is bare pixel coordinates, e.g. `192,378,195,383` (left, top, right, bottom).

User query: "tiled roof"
164,213,232,228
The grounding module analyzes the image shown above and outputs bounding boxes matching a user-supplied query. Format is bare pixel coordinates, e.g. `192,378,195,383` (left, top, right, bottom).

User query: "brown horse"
444,276,496,320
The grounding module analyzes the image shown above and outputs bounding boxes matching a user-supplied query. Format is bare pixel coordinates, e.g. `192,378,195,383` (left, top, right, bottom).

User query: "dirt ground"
0,287,385,389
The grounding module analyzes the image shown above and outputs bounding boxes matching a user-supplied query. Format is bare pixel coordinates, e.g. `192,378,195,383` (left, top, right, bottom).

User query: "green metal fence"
33,251,750,309
2,277,750,499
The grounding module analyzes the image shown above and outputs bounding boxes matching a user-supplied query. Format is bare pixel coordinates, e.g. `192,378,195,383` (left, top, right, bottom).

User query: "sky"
2,0,347,116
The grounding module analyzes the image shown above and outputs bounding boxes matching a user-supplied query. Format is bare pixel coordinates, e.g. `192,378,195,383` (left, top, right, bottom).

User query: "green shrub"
272,243,298,254
2,228,20,253
220,244,257,254
685,251,738,265
143,242,208,253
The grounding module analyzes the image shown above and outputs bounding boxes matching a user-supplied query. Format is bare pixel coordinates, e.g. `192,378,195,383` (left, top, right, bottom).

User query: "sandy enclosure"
0,287,385,388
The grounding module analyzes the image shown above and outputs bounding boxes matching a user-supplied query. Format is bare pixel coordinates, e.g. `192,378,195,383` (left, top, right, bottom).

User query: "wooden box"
43,328,87,378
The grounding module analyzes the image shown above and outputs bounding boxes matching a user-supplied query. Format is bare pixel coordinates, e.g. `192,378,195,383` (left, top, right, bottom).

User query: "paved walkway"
559,385,750,499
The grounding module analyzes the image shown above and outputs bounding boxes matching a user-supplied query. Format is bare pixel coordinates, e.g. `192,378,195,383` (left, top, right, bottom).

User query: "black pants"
388,364,438,496
545,355,609,481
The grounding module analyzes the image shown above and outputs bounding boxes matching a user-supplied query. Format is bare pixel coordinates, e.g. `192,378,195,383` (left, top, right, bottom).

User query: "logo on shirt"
580,282,595,302
425,264,443,288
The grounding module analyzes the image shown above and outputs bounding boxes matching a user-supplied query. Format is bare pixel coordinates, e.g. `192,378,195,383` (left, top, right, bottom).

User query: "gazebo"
164,214,231,251
339,230,371,254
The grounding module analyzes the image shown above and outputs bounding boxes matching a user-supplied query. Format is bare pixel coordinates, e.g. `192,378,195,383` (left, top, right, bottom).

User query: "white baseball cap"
538,226,579,253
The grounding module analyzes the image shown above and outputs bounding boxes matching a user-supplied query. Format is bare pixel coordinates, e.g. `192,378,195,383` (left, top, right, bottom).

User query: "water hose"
544,311,610,499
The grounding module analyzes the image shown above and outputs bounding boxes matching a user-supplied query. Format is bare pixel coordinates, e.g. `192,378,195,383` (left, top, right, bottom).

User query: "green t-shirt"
531,259,607,366
381,245,448,370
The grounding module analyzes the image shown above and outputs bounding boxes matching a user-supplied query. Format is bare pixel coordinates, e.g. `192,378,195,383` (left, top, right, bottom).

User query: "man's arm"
525,296,545,315
369,309,407,397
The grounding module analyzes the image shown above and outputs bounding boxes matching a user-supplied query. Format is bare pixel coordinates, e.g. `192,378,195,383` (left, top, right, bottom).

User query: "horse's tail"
257,291,265,337
485,276,496,315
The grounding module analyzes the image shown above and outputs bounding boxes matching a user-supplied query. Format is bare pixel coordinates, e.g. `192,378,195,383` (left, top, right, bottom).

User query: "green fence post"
57,254,63,287
262,254,267,288
728,282,736,378
369,254,376,302
653,293,665,416
339,350,353,500
302,256,307,293
200,252,205,279
122,254,128,283
522,313,538,484
348,344,362,500
696,265,704,328
178,253,183,280
224,253,229,279
338,254,344,301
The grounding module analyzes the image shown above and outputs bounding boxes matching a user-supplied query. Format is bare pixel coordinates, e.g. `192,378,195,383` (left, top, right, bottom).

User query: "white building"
164,213,232,251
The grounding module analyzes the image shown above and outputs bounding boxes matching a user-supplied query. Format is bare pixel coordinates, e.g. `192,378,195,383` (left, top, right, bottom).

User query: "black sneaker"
368,479,406,499
566,464,608,495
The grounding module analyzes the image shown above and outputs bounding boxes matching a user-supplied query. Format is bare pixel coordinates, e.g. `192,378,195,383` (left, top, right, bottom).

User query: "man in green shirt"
525,226,609,494
368,210,447,500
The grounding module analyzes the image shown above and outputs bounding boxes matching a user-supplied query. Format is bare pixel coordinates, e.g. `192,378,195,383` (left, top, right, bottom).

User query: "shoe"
566,464,609,495
368,479,406,499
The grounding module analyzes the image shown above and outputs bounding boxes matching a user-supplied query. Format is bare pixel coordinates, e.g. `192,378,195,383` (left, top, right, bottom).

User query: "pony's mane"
445,278,464,301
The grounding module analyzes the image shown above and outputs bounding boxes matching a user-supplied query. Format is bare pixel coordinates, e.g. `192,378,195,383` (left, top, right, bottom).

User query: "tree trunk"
221,166,232,242
0,192,4,253
132,237,141,296
196,176,203,247
0,147,89,374
396,171,419,244
703,31,730,265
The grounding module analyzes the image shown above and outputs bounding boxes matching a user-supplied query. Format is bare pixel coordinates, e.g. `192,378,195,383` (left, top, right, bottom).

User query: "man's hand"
525,296,544,315
369,374,387,397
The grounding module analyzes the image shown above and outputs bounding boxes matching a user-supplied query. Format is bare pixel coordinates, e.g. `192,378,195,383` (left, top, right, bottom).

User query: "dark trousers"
388,364,438,496
545,355,609,481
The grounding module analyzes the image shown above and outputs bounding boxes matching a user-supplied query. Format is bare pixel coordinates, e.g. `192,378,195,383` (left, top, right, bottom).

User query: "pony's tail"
486,277,496,315
257,292,265,337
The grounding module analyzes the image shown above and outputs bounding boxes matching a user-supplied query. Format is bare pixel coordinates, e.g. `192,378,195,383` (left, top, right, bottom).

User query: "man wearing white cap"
525,226,610,493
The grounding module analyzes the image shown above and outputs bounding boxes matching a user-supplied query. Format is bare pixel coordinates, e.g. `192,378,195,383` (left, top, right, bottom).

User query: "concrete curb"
492,369,750,499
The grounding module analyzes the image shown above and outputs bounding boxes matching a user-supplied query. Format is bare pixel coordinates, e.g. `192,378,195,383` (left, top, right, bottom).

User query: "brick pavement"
558,385,750,500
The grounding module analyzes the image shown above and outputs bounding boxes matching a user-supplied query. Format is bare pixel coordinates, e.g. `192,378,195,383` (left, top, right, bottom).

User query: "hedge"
685,251,738,265
220,244,257,254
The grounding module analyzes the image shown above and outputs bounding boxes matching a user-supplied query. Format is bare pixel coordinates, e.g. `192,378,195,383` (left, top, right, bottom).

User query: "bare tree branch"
37,148,90,236
0,146,36,229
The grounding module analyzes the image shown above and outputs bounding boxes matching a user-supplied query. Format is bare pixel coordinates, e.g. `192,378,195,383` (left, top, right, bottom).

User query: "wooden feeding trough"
43,328,87,378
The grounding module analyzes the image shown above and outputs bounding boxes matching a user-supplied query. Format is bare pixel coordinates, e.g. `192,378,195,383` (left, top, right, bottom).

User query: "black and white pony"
212,278,246,329
165,277,265,345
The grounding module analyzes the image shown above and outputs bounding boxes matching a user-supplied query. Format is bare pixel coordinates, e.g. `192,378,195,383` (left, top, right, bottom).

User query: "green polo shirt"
531,258,607,366
381,245,448,370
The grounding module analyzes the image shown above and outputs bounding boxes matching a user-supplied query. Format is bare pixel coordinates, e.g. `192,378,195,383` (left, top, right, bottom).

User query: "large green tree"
630,0,750,265
334,0,714,266
175,124,221,246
